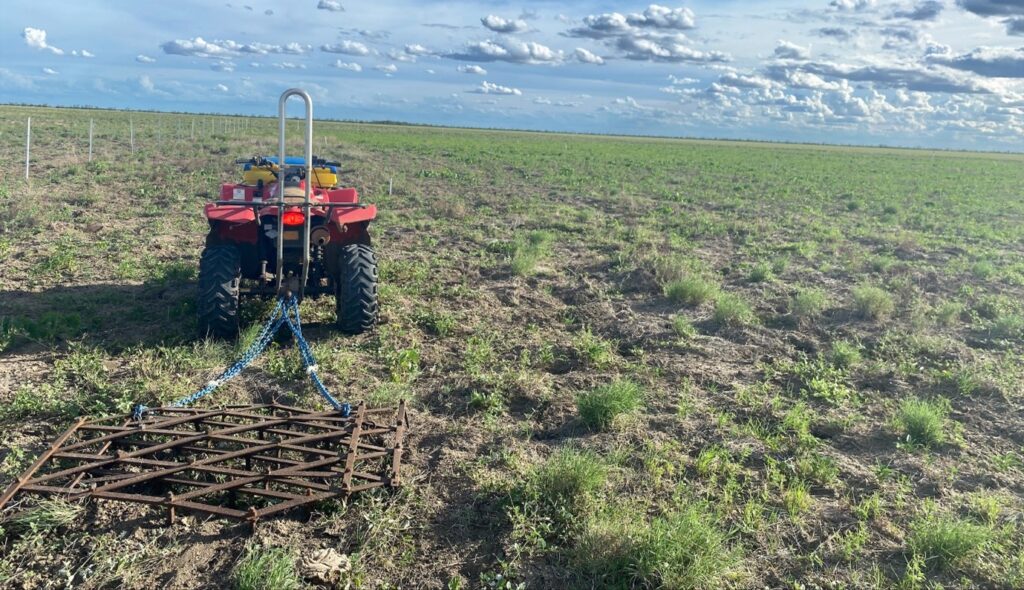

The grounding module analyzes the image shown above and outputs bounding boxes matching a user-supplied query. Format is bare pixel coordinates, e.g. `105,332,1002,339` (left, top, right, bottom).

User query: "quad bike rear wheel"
198,245,241,339
336,243,378,334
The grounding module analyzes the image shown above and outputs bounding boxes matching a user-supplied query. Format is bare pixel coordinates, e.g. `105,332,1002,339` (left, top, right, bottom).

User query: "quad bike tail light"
282,209,305,226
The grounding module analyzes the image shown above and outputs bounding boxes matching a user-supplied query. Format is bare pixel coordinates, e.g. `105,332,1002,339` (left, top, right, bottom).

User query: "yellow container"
242,165,277,186
241,165,338,188
309,167,338,188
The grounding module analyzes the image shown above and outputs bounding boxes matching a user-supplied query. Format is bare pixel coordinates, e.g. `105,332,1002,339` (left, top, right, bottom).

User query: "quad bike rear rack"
0,402,407,526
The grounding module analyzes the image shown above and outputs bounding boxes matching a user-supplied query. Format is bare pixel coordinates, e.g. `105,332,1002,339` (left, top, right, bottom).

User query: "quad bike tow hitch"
0,90,406,527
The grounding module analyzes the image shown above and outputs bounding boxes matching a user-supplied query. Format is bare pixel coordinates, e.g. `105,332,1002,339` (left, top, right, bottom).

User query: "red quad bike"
198,89,378,338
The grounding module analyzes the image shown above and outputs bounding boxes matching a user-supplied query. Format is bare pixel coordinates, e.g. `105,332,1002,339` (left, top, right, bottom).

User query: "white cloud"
448,38,563,64
718,72,778,90
136,54,156,63
23,27,63,55
831,0,877,11
566,6,726,64
317,0,344,12
71,50,95,58
320,40,370,56
772,69,844,90
405,44,433,56
279,42,311,55
215,83,229,92
162,37,311,58
331,60,362,72
240,41,311,55
629,5,696,29
615,35,730,63
568,5,696,39
534,97,580,107
668,74,699,85
660,85,701,96
774,40,810,60
139,74,155,92
42,67,58,75
567,12,636,39
161,37,235,58
481,15,529,33
375,63,398,73
272,62,306,69
575,47,605,64
458,64,487,74
388,49,417,62
212,61,235,72
471,81,522,95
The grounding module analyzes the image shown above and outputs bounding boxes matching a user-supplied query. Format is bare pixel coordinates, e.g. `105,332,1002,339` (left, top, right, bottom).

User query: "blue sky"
3,0,1024,150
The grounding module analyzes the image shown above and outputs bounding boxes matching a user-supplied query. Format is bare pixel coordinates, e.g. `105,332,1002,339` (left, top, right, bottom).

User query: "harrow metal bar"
0,402,407,524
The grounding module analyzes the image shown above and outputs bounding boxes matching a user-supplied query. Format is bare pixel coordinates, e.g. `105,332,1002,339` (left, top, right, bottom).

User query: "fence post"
130,117,135,154
191,119,195,140
24,117,31,180
88,119,94,162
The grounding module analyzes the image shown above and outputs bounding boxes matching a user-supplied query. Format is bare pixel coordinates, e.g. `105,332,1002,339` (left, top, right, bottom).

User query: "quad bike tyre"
336,243,378,334
197,245,241,339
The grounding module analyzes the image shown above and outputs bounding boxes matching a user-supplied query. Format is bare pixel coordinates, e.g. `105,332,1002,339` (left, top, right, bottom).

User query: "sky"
3,0,1024,151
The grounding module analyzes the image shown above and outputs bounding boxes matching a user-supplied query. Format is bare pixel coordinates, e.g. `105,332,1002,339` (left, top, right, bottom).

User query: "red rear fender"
332,204,377,226
205,203,256,223
327,187,359,203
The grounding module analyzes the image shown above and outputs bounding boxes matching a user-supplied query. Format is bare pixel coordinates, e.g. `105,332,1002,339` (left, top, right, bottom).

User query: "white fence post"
24,117,31,180
191,119,195,140
88,119,93,162
130,117,135,154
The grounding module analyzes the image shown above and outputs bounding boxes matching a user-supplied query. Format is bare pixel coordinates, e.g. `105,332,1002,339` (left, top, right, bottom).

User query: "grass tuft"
231,546,302,590
533,447,608,507
508,230,554,276
6,499,83,535
713,293,757,327
896,397,950,448
908,509,992,570
790,288,828,319
829,340,862,369
852,284,895,321
748,262,774,283
573,327,616,368
577,380,643,431
576,500,742,589
672,315,698,340
511,448,608,542
664,276,719,306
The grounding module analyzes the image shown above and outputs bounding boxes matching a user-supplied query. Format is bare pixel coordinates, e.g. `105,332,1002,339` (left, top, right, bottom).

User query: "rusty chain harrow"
0,401,407,525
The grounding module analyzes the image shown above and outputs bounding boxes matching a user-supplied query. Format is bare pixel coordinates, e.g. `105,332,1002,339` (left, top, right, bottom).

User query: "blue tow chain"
131,295,350,420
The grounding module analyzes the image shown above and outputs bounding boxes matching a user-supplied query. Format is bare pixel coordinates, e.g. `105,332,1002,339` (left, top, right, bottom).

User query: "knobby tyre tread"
336,243,378,334
197,245,241,339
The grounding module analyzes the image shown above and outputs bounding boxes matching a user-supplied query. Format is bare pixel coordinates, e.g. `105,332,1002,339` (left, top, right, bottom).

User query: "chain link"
132,295,350,420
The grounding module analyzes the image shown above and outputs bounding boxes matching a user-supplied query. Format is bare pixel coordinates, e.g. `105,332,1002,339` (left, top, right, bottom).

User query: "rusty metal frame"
0,401,407,524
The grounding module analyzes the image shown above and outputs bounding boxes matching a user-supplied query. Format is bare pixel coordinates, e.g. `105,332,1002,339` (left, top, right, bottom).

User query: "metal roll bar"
277,88,314,296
